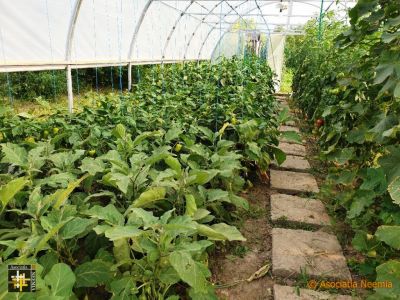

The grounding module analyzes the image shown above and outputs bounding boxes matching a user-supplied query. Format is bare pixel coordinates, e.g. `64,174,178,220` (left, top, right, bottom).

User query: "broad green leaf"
75,259,113,288
49,150,85,170
113,239,131,266
165,126,182,142
188,285,218,300
27,146,47,170
192,209,211,221
105,226,142,241
34,219,72,256
36,172,77,188
207,189,229,202
374,63,393,84
169,251,207,291
188,169,219,185
44,263,76,297
229,193,249,210
273,147,286,165
51,174,89,209
211,223,246,241
375,226,400,250
159,267,180,285
0,143,28,167
327,147,354,165
132,131,160,147
164,155,182,175
359,168,387,193
388,176,400,205
197,126,214,142
145,146,170,165
80,157,106,175
281,131,302,143
352,231,368,252
369,114,398,142
38,251,59,277
133,187,166,208
113,124,127,139
127,208,158,228
394,82,400,98
346,126,368,144
103,172,131,194
59,217,97,239
197,224,226,240
321,105,338,117
375,260,400,298
110,277,137,300
85,204,124,225
347,191,375,219
0,177,29,211
185,194,197,216
164,216,198,237
379,146,400,182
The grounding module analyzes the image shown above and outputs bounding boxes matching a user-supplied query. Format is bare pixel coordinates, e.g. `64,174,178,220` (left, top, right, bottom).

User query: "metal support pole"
128,62,132,91
67,65,73,113
318,0,325,40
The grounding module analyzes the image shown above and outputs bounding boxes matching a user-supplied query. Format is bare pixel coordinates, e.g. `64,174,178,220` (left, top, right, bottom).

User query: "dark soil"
210,175,274,300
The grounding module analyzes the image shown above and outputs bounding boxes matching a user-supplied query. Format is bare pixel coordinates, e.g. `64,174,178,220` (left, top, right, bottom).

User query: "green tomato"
53,127,60,134
88,149,96,156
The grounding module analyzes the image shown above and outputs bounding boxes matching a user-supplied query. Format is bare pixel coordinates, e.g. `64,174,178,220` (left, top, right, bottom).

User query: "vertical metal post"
318,0,325,40
128,62,132,91
67,65,73,113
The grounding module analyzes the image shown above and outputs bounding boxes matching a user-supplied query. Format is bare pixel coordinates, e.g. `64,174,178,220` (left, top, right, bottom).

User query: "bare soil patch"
210,176,274,300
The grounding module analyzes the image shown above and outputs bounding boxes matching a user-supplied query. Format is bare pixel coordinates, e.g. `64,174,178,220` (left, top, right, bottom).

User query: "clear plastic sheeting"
0,0,356,72
268,35,286,89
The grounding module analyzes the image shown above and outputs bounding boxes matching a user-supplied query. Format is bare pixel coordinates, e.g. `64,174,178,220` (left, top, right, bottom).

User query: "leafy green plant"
0,56,281,299
287,2,400,298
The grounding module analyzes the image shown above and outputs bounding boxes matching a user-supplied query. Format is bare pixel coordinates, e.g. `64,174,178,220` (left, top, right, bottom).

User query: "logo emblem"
8,265,36,292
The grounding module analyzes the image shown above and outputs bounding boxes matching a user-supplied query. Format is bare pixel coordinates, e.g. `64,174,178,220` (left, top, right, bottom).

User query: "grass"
0,90,110,117
280,68,293,93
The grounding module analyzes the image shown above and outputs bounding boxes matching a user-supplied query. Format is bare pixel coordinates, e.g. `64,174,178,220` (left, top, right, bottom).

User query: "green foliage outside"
0,66,142,102
286,2,400,299
0,57,289,299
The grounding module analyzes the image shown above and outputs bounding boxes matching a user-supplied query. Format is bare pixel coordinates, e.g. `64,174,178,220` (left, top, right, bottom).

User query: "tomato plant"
287,2,400,298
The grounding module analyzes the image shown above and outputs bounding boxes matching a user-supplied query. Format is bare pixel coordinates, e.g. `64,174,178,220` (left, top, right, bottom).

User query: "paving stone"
272,228,351,280
279,104,290,111
280,125,300,133
274,284,356,300
270,170,319,194
279,142,306,157
273,155,311,172
284,120,296,126
271,194,330,226
279,137,305,145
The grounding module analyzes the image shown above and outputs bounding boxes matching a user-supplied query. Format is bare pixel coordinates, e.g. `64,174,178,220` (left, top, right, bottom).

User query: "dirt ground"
210,176,275,300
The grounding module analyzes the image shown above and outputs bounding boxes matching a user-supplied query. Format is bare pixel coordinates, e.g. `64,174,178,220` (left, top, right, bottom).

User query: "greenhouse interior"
0,0,399,299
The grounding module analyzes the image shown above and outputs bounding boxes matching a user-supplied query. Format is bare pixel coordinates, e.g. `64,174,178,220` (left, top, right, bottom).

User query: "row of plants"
287,1,400,299
0,57,287,299
0,66,143,101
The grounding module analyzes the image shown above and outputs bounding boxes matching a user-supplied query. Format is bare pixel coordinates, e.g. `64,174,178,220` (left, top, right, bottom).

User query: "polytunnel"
2,1,398,298
0,0,356,111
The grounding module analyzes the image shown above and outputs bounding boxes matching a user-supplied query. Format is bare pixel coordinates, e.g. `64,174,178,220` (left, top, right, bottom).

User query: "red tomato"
316,118,324,128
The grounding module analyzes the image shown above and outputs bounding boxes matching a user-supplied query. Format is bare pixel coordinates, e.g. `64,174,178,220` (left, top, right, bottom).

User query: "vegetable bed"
0,57,282,299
